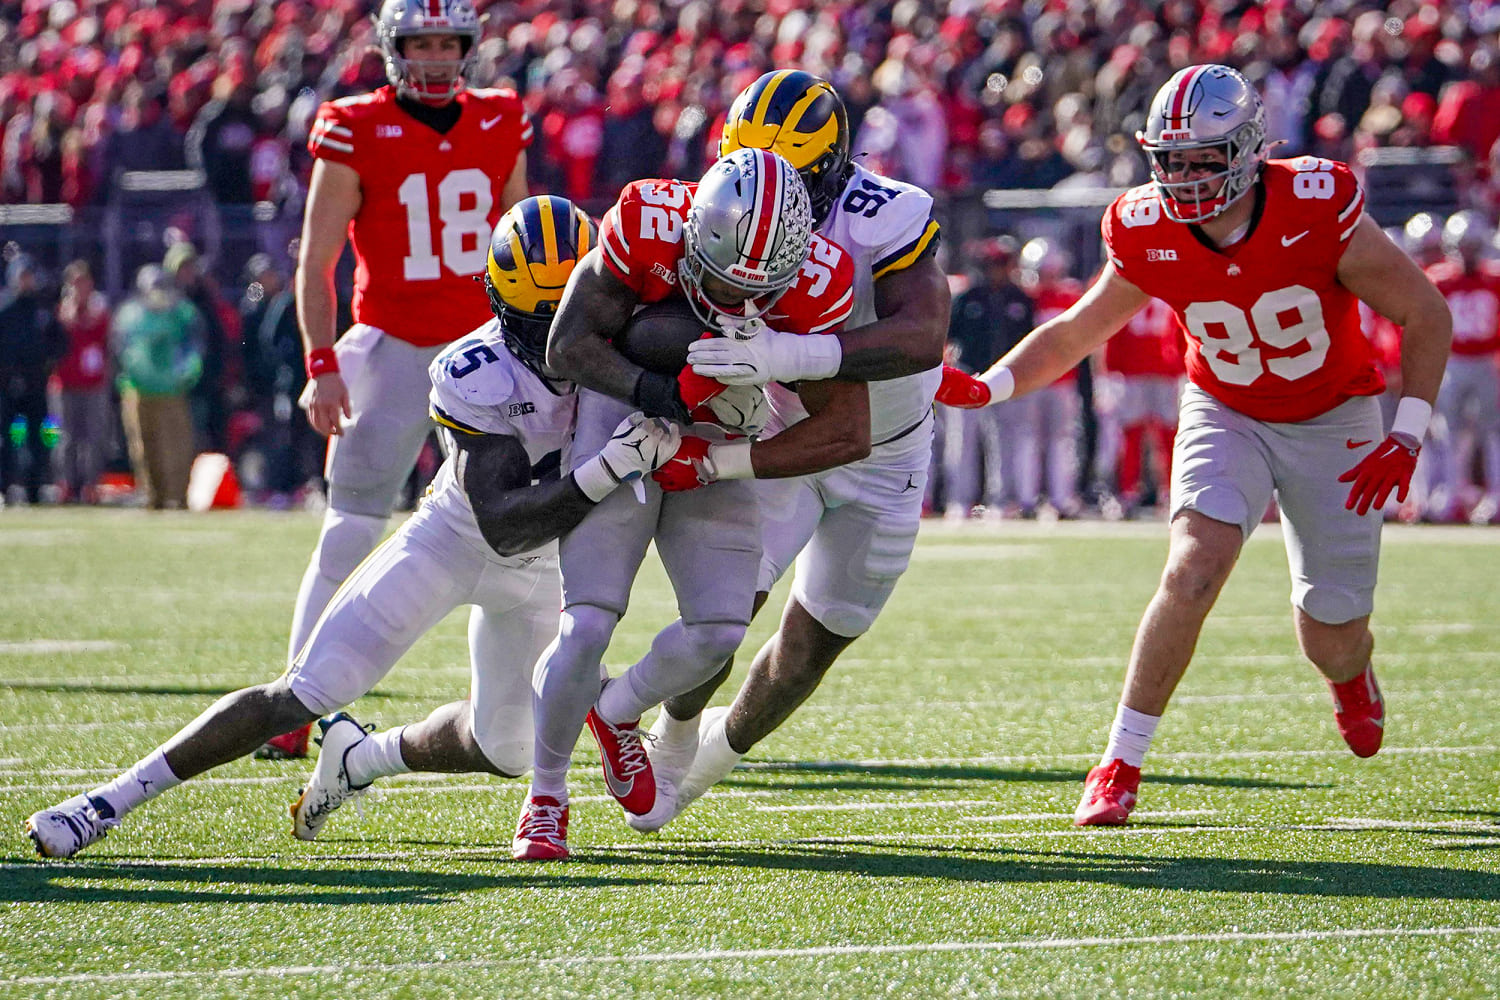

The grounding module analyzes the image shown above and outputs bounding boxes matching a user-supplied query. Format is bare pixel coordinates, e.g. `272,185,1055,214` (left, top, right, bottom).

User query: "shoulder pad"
430,325,517,410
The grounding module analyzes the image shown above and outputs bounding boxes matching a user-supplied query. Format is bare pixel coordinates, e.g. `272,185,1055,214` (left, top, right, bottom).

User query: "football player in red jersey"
1015,238,1086,517
1423,211,1500,523
939,64,1452,825
1101,296,1185,518
512,149,862,859
262,0,532,759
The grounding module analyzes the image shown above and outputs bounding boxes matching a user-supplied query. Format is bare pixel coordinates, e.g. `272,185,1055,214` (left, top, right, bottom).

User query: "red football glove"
652,435,713,492
677,364,726,411
935,365,991,409
1338,434,1420,515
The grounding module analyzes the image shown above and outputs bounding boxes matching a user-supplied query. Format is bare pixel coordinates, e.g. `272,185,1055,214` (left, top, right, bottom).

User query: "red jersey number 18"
397,168,494,281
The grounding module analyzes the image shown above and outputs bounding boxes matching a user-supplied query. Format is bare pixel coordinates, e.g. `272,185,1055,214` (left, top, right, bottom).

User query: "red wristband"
305,347,339,378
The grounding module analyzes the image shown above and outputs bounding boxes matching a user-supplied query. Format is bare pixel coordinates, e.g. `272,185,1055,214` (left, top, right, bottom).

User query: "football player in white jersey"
635,70,953,830
24,198,680,859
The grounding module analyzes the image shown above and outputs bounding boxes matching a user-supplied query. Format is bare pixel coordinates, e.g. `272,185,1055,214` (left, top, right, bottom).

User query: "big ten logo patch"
650,262,677,283
508,401,537,417
1146,249,1179,261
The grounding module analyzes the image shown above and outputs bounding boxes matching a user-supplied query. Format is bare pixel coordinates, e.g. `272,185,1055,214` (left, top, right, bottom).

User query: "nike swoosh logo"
1346,439,1372,449
603,765,636,801
480,115,504,131
1281,231,1309,247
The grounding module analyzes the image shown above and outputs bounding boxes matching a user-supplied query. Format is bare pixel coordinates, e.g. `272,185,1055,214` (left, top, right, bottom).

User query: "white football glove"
687,328,843,386
573,412,681,503
703,383,770,437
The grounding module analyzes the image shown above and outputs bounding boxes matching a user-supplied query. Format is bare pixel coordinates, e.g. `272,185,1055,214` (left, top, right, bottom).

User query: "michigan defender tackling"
24,199,679,859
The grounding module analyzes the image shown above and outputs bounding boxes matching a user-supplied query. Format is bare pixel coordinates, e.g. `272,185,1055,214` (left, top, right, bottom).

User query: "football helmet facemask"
484,195,597,377
720,70,854,228
679,147,815,331
375,0,481,103
1138,64,1269,224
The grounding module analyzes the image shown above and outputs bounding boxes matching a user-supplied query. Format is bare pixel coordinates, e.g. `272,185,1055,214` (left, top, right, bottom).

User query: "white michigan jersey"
766,162,942,444
425,320,578,556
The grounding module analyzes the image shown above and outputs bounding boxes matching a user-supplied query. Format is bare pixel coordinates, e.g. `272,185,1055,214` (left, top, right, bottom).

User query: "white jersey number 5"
1183,285,1330,386
398,169,494,281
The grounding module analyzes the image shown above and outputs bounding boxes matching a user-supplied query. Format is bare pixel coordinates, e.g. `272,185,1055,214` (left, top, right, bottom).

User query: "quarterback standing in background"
941,64,1451,826
264,0,532,759
637,70,951,832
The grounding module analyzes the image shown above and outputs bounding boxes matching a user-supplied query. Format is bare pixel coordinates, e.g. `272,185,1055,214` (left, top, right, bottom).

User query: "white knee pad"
470,722,532,778
681,621,747,667
284,637,380,716
312,509,388,583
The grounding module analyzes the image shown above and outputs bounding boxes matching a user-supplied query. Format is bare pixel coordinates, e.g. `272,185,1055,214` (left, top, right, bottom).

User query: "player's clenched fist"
1338,433,1421,515
652,436,714,492
573,413,681,502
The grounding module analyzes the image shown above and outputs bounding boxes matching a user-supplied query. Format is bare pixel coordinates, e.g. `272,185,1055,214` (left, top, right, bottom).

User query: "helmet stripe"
1168,65,1207,123
750,69,794,127
575,208,593,255
745,149,781,266
518,197,544,260
537,196,561,267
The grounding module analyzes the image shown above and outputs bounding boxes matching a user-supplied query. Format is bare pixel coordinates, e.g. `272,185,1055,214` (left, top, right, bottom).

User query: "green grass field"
1,509,1497,999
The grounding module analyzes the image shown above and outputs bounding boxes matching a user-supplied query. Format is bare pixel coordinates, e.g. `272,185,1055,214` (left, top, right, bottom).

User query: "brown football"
614,297,713,374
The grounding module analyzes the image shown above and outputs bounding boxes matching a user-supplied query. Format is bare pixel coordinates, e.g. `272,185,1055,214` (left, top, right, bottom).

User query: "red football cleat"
1074,759,1142,826
1328,663,1385,758
512,795,569,861
256,723,312,760
585,707,656,815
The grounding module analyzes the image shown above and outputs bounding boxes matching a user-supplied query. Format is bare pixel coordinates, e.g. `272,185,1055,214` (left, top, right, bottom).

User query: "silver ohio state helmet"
1138,64,1269,223
679,147,815,329
375,0,481,102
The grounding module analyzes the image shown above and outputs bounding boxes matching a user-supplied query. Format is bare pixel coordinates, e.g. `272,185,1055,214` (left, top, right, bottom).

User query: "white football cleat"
624,711,698,833
291,712,374,841
26,793,118,859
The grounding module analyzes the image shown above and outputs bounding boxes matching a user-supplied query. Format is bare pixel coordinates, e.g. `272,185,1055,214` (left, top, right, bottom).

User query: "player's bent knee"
681,621,747,666
312,509,388,582
267,676,330,723
283,639,380,716
473,734,531,778
558,604,618,662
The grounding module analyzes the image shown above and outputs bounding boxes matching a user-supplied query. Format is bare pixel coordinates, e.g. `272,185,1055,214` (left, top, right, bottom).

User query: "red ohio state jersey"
1426,260,1500,356
598,178,855,335
1103,157,1384,423
308,86,533,347
1106,297,1186,378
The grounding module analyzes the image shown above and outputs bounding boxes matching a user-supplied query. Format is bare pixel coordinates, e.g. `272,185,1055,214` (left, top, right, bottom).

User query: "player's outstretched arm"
295,159,361,436
949,265,1147,408
1335,214,1453,514
1337,213,1452,409
455,415,678,556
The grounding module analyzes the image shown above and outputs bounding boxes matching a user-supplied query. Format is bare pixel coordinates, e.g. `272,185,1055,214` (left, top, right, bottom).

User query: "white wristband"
707,440,755,480
978,366,1015,405
1391,396,1432,443
790,333,843,381
572,456,619,503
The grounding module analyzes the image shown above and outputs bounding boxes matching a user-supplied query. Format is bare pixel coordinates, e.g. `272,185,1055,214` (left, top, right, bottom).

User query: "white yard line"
734,744,1500,771
5,925,1499,986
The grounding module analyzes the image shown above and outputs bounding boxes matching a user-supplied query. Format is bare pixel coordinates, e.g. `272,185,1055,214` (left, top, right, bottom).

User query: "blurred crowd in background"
3,0,1500,520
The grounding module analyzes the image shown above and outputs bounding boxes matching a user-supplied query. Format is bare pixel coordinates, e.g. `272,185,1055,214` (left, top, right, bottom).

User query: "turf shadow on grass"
728,761,1319,792
604,841,1500,901
0,861,660,905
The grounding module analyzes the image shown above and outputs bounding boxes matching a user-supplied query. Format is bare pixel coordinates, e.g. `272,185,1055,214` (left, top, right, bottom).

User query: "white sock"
344,726,409,787
655,709,700,746
678,711,745,805
1101,704,1160,768
527,778,567,807
88,749,182,820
